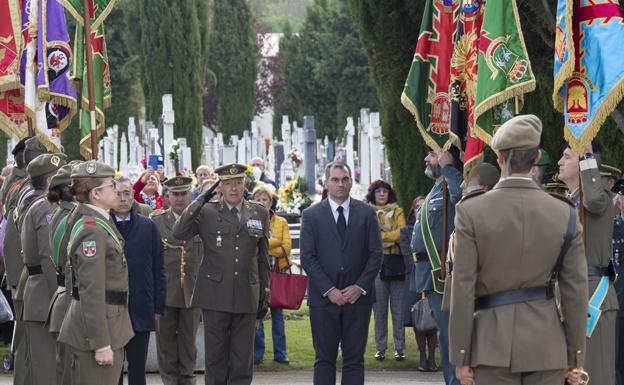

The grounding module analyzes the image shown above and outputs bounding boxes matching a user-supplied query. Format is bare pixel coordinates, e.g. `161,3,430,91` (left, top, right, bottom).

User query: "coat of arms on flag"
82,240,96,257
553,0,624,154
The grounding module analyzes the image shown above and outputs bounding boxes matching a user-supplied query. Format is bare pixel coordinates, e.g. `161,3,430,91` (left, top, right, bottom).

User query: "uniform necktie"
231,207,240,224
337,206,346,240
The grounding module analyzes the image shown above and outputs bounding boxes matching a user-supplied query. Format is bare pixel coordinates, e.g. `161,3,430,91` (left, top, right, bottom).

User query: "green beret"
24,136,48,154
163,176,193,192
536,148,551,167
469,162,500,188
71,160,115,179
27,153,67,179
215,163,249,181
49,164,73,189
491,114,542,151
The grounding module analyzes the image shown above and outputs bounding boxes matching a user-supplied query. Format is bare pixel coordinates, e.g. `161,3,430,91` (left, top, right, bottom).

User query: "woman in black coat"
111,177,166,385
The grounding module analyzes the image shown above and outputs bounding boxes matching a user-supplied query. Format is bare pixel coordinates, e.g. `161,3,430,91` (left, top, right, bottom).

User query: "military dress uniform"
47,163,78,385
58,161,134,385
449,115,588,385
569,154,619,385
173,164,270,385
152,176,203,385
19,153,65,385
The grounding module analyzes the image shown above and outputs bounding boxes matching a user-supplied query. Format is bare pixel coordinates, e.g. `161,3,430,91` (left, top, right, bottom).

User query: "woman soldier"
47,161,79,385
21,153,66,385
58,161,134,385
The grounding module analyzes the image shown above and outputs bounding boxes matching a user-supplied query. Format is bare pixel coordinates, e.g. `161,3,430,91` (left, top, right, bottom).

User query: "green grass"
255,302,439,371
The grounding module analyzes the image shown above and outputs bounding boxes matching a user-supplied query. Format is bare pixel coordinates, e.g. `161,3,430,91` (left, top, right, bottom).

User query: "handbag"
411,295,437,333
380,253,406,281
269,247,308,310
0,290,13,324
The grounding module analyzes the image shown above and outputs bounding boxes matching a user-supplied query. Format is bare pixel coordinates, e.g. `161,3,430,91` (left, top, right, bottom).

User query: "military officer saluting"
173,163,270,385
558,141,619,385
450,115,588,385
58,161,134,385
151,176,203,385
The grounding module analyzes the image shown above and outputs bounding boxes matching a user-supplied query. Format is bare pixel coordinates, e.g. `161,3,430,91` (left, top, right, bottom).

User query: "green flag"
473,0,535,145
401,0,459,151
71,22,111,159
61,0,115,28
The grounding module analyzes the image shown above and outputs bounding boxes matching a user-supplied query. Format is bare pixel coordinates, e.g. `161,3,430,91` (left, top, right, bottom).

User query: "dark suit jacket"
300,198,382,307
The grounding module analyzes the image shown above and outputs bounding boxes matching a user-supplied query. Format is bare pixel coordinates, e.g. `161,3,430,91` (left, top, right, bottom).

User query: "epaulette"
549,192,575,207
149,210,166,218
459,189,486,203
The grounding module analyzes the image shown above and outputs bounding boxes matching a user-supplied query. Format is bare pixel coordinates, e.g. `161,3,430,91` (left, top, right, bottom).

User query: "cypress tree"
209,0,258,138
348,1,427,209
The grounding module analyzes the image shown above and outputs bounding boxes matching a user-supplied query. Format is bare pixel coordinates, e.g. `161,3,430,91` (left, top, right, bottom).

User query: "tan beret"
27,153,67,179
71,160,115,179
491,114,542,151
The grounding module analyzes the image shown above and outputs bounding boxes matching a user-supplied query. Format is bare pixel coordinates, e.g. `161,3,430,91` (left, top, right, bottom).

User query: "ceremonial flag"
61,0,115,29
473,0,535,145
37,0,77,131
449,0,485,172
401,0,459,151
0,0,27,137
72,22,111,159
553,0,624,154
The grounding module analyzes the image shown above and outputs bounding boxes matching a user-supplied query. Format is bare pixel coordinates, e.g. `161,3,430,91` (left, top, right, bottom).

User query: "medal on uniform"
216,235,222,247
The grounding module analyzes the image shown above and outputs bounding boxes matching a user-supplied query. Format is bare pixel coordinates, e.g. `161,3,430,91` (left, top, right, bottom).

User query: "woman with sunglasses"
58,161,134,385
365,180,407,362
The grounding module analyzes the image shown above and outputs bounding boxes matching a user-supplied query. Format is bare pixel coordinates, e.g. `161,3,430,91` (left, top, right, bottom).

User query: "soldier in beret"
19,153,66,384
450,115,588,385
58,161,134,385
152,176,203,385
530,148,552,185
46,161,80,385
173,163,270,385
558,140,618,385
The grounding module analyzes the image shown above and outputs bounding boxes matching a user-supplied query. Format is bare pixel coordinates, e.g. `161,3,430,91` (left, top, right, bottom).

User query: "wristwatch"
581,153,595,160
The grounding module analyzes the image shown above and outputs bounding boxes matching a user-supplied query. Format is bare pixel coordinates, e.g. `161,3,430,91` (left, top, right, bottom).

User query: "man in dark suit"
301,161,383,385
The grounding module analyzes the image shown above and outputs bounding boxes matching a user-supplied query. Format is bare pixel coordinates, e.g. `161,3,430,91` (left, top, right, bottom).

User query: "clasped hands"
328,285,362,306
94,346,114,366
455,365,588,385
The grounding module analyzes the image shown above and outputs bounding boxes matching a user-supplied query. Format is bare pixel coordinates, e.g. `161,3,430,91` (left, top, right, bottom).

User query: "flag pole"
27,117,34,137
81,0,98,160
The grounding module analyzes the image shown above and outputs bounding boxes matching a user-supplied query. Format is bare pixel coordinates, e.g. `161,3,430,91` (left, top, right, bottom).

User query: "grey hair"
113,176,132,188
324,161,352,180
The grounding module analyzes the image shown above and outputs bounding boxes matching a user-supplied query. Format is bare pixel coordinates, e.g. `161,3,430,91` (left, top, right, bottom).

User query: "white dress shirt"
328,197,351,224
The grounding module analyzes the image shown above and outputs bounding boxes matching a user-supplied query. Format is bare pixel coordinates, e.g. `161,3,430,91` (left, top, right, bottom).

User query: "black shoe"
394,351,405,361
427,360,438,372
374,351,385,361
274,358,290,365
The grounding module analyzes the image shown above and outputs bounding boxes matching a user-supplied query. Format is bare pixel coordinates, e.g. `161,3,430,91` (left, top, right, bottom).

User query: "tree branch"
610,109,624,136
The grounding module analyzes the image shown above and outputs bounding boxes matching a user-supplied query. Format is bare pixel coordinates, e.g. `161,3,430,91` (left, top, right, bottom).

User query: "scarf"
372,203,398,249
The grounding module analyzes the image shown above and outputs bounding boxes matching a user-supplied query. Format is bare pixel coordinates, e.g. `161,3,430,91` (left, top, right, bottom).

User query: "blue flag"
553,0,624,154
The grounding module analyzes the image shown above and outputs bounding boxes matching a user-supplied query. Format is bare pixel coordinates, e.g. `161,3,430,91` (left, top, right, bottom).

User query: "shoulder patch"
549,192,575,207
82,241,97,257
459,189,486,203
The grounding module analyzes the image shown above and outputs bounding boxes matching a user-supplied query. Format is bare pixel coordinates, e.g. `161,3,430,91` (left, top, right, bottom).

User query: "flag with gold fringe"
449,0,485,173
63,0,114,159
553,0,624,154
473,0,535,146
401,0,460,151
0,0,27,138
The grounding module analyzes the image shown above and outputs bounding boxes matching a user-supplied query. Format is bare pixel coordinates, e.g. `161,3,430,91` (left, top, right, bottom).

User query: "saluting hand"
327,288,347,306
438,150,453,168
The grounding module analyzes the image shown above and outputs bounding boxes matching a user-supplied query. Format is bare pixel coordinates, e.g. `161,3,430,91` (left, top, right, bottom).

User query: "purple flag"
37,0,76,131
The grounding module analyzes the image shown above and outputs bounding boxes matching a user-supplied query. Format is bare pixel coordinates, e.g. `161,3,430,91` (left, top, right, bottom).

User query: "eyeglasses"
116,191,132,198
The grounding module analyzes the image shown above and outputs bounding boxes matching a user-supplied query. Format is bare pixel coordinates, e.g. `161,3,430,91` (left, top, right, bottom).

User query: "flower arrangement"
289,148,303,167
277,176,313,215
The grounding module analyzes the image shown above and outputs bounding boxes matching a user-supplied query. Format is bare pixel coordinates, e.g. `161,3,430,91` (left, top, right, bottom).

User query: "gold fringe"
0,114,27,140
564,73,624,155
463,152,484,177
0,80,21,93
33,130,62,153
401,91,456,152
552,0,574,111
